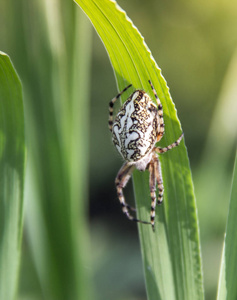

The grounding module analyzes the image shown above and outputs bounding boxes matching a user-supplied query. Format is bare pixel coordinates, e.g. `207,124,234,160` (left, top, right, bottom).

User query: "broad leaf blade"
0,52,25,300
74,1,204,299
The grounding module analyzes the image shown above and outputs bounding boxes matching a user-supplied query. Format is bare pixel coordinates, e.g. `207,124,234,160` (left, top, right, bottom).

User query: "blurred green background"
1,0,237,299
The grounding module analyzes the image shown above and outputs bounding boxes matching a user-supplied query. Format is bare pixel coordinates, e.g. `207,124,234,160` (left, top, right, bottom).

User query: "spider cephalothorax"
108,80,183,231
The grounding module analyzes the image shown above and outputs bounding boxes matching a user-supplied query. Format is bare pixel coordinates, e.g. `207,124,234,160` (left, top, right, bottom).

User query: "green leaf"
0,52,25,299
214,48,237,300
74,0,204,299
217,151,237,300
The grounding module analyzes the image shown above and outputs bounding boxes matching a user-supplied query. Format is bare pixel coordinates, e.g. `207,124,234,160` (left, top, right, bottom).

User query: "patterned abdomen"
112,91,158,162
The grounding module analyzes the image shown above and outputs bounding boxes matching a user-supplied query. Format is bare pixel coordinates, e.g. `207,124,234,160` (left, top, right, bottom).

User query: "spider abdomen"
112,90,158,162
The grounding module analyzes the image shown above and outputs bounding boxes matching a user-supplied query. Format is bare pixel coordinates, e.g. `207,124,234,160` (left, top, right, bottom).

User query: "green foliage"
0,52,25,300
75,1,204,299
1,0,236,299
22,7,93,300
217,152,237,300
194,48,237,299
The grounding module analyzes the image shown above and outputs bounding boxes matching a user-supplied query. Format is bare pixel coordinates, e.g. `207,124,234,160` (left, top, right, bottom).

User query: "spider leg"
155,133,184,154
148,160,157,231
123,203,136,211
148,80,164,142
153,154,164,205
115,162,150,225
108,84,132,131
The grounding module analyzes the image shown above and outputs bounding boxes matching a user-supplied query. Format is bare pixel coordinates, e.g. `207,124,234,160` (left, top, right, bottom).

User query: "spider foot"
152,224,155,232
124,203,136,211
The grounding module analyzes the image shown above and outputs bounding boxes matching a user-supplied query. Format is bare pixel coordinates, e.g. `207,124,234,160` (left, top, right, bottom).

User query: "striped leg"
124,203,136,212
108,84,132,131
148,80,164,142
154,133,184,154
115,162,150,225
154,155,164,205
148,161,157,231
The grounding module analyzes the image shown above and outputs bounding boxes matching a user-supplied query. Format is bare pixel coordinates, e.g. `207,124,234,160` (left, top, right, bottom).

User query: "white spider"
109,80,183,231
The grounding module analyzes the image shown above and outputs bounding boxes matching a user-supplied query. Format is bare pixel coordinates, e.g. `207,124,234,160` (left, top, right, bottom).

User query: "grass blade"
0,52,25,300
74,1,204,299
214,51,237,299
217,151,237,300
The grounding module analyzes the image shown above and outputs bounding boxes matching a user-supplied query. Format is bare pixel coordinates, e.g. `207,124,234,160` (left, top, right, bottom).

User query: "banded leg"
155,133,184,154
148,161,157,231
115,162,150,225
108,84,132,131
153,155,164,205
148,80,164,141
123,203,136,211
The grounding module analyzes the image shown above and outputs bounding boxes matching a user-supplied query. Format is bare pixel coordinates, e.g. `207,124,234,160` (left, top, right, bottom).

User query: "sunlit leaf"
74,1,204,299
217,151,237,300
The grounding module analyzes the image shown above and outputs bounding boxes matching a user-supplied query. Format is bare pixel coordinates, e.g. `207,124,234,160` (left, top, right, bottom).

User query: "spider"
108,80,183,231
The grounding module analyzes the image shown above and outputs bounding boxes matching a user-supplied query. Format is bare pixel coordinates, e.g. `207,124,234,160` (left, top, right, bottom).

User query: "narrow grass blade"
0,52,25,300
74,1,204,299
69,8,93,298
217,151,237,300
